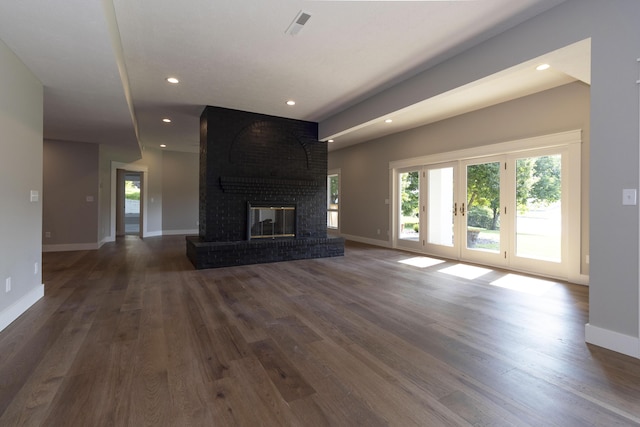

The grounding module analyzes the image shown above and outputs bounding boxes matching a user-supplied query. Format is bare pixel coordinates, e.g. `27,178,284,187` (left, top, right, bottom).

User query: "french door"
395,147,570,279
422,162,458,259
460,156,507,266
509,149,566,277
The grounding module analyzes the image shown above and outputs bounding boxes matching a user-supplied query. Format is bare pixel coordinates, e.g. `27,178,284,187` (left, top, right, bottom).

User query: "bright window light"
398,256,444,268
439,264,493,280
398,256,445,269
490,274,557,296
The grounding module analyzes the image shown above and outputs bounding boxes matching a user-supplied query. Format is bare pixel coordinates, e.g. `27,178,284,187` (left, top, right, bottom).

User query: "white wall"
0,38,44,331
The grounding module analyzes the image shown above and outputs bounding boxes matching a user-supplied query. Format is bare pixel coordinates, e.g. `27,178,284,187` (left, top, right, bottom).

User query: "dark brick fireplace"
186,106,344,269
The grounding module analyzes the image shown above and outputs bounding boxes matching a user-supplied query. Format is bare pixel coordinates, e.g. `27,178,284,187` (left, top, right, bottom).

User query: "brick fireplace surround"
186,106,344,269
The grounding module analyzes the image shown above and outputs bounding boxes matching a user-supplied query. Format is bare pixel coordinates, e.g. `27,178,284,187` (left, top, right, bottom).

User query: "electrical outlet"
45,232,51,238
5,277,11,293
34,262,39,275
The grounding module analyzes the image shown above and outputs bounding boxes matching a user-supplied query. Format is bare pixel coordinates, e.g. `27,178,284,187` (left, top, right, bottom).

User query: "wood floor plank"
1,236,640,426
0,290,102,426
308,339,468,427
161,281,218,425
249,338,316,403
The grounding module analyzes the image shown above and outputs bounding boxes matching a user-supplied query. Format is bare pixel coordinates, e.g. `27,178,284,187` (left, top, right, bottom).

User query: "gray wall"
43,139,99,246
97,144,138,242
138,148,163,234
329,82,590,273
0,38,43,328
326,0,640,344
98,145,163,239
40,142,197,246
162,151,198,233
97,145,197,242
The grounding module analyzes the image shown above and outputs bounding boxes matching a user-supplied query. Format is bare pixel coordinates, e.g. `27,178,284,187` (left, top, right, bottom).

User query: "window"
327,171,340,230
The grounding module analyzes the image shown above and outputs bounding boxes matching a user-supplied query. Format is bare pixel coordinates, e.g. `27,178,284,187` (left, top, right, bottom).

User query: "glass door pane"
465,161,501,253
427,166,454,246
515,154,562,262
423,164,459,258
399,170,420,243
124,172,141,236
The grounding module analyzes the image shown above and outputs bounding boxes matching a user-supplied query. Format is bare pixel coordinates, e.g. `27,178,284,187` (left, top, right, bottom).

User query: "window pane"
328,174,339,229
427,167,454,246
466,162,500,252
515,155,561,262
399,171,420,241
328,175,339,207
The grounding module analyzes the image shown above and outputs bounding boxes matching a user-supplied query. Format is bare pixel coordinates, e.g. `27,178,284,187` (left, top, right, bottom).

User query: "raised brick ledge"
186,235,345,269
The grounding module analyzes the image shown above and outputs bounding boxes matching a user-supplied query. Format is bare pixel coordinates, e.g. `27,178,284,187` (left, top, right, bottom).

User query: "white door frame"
110,161,149,239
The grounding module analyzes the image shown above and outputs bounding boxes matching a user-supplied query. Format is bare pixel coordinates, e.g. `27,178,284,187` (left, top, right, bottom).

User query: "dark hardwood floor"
1,236,640,426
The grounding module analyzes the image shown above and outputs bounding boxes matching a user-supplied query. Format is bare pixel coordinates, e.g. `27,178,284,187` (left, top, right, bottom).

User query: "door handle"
454,202,457,216
460,203,465,216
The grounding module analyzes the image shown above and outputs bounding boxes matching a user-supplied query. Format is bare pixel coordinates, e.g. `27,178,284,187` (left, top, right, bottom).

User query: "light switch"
30,190,39,202
623,188,637,206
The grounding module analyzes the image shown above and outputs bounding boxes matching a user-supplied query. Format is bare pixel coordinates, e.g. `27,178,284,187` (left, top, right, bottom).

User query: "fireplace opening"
248,204,296,239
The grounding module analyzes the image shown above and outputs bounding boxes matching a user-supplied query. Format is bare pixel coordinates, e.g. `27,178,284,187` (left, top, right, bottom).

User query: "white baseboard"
585,323,640,359
340,233,391,248
576,273,590,286
162,229,198,236
567,273,589,286
143,230,163,238
99,235,115,248
42,242,100,252
0,284,45,333
48,230,197,252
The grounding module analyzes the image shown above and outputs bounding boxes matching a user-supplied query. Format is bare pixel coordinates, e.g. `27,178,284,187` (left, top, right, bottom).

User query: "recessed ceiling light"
160,144,167,148
286,100,296,106
385,119,393,123
166,77,179,84
328,139,334,143
536,64,550,71
162,118,171,123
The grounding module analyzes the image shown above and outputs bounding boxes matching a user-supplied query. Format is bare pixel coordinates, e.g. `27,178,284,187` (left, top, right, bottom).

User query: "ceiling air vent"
285,11,311,36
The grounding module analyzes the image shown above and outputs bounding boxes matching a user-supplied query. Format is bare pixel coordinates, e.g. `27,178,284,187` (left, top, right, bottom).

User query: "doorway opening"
116,170,143,237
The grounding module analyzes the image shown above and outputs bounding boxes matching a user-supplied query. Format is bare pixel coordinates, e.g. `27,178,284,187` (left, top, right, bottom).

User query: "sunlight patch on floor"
439,264,493,280
398,256,445,268
490,273,557,295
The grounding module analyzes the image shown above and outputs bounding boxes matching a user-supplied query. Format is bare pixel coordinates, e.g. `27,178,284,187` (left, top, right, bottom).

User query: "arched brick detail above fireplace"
229,120,311,178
